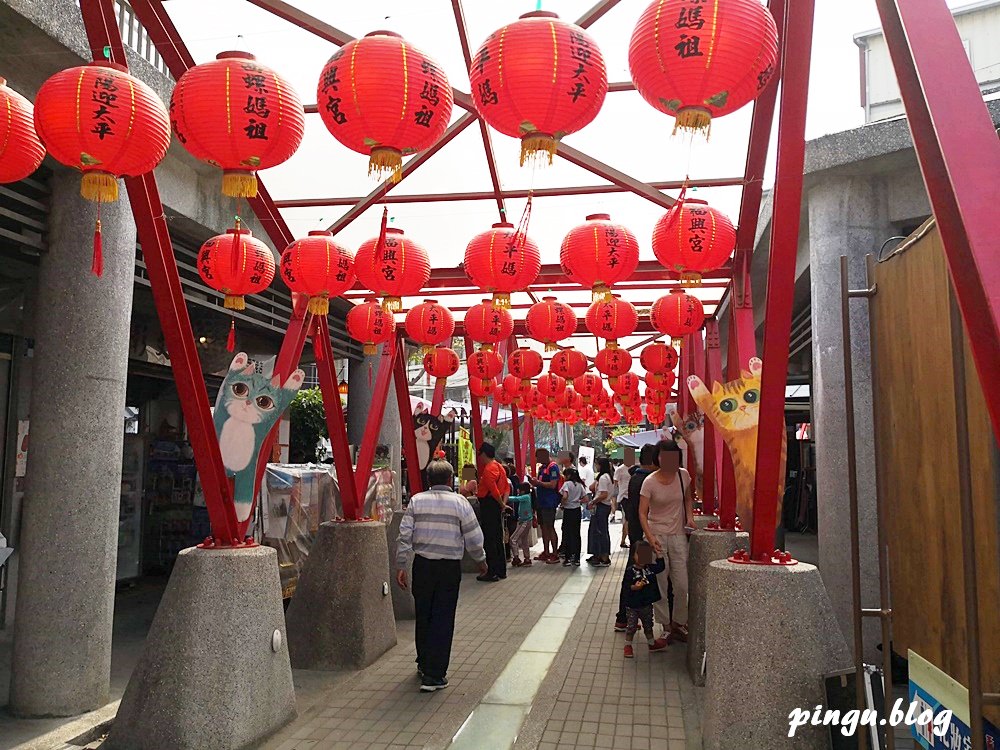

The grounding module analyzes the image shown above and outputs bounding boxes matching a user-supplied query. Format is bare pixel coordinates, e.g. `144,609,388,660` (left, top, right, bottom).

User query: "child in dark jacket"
623,540,670,657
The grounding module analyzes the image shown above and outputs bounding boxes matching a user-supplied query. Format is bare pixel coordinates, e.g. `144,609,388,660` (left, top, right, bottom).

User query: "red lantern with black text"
0,78,44,184
652,199,736,286
198,227,275,310
645,371,676,393
508,347,543,387
612,372,641,397
595,347,632,385
576,373,603,403
280,231,355,316
586,296,638,347
646,387,668,406
464,300,514,350
641,342,679,374
502,374,530,400
423,347,460,388
469,12,607,166
646,404,666,426
629,0,779,134
651,290,704,345
318,32,453,183
550,348,588,386
347,298,396,355
561,214,640,300
525,297,577,352
405,299,455,353
355,227,431,311
468,349,503,380
494,381,516,407
464,223,541,308
537,372,566,399
469,376,497,399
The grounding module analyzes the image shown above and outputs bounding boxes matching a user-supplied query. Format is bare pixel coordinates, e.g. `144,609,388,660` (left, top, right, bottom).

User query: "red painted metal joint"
198,536,260,550
728,547,797,565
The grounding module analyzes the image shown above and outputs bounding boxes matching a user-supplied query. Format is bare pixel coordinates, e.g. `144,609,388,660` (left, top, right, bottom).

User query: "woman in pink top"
638,439,695,642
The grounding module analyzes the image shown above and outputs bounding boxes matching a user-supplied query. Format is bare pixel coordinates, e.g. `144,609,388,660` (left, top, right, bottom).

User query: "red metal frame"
353,338,397,499
393,339,425,497
702,320,723,514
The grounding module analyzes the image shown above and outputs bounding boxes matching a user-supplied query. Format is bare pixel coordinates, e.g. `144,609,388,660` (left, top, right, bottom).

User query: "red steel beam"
420,260,732,286
508,335,524,476
465,335,485,452
354,337,398,499
556,143,677,210
576,0,626,28
874,0,1000,443
703,320,723,513
750,0,816,562
393,338,425,496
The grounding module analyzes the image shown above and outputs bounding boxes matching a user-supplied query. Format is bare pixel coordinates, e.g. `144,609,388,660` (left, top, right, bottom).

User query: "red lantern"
464,223,541,308
629,0,779,135
170,52,304,197
626,408,645,426
646,387,668,406
537,372,566,399
0,78,44,184
198,227,275,310
494,381,516,407
641,342,679,374
652,199,736,286
318,32,453,183
576,373,603,403
464,300,514,350
645,371,676,393
535,404,552,422
502,374,530,399
469,376,497,399
405,299,455,353
563,386,584,412
586,296,638,347
602,405,622,424
468,349,503,380
469,12,607,165
355,227,430,311
347,298,396,355
612,372,641,396
280,230,355,316
508,347,544,386
423,347,460,388
650,290,704,345
525,297,578,351
595,347,633,385
550,348,588,387
560,214,640,300
646,404,667,426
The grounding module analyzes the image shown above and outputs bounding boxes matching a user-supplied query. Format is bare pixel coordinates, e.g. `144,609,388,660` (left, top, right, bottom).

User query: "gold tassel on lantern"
679,272,703,288
307,295,330,316
544,341,558,353
520,134,557,166
81,171,119,203
673,108,713,137
492,291,511,309
222,170,259,198
382,296,402,312
363,343,377,356
224,293,246,311
606,340,619,350
369,147,403,184
672,336,683,348
591,283,612,302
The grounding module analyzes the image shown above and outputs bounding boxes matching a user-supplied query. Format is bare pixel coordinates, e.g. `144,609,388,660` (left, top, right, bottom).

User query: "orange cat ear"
711,381,723,396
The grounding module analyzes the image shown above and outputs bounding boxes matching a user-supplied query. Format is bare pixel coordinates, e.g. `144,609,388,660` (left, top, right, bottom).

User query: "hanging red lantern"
34,62,170,276
404,299,455,353
594,387,612,408
318,32,453,183
576,373,603,403
560,214,640,300
469,376,497,399
355,226,430,311
641,341,679,374
626,407,645,426
279,230,355,316
629,0,779,135
550,348,588,387
0,78,44,184
347,298,396,355
602,405,622,424
646,404,667,426
467,349,503,380
585,296,638,348
535,404,552,422
464,223,541,308
170,52,304,197
646,387,668,406
423,347,460,388
464,300,514,350
612,372,641,397
494,380,516,407
650,289,704,345
537,372,566,399
595,347,633,386
198,227,275,310
502,373,530,399
652,199,736,286
469,12,607,166
645,370,677,393
508,347,543,387
563,386,584,412
525,297,578,352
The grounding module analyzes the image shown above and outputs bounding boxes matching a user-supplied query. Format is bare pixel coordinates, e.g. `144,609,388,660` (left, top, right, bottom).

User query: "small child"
509,483,535,567
622,540,670,657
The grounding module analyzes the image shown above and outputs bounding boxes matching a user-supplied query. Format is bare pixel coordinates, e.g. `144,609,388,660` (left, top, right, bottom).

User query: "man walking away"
396,459,487,692
614,444,658,631
530,448,562,563
476,442,510,582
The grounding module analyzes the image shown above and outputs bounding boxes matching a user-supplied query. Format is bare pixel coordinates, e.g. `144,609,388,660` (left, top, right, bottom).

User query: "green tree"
288,388,328,464
603,425,634,455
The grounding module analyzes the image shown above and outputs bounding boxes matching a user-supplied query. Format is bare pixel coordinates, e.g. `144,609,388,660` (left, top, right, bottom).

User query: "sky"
161,0,969,364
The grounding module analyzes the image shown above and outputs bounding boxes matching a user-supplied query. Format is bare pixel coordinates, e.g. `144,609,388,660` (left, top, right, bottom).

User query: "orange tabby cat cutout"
687,358,785,532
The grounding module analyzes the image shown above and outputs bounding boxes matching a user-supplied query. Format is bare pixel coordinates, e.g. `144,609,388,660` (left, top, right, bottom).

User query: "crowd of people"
395,439,697,692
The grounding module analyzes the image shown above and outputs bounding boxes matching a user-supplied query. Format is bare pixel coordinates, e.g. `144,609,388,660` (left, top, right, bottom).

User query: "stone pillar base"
693,513,719,530
105,546,295,750
386,512,415,620
704,560,850,750
286,521,396,669
687,530,749,686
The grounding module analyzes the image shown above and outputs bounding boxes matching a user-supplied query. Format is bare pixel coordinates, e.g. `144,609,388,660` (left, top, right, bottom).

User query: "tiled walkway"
264,525,701,750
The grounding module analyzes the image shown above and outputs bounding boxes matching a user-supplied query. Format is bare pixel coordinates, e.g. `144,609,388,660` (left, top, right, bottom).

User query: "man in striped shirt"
396,459,487,692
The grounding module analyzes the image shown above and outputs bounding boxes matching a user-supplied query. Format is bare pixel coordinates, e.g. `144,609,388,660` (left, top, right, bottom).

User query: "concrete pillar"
9,170,136,716
808,175,893,662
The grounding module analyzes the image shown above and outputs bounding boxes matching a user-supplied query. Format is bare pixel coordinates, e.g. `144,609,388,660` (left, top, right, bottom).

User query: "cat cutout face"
220,353,304,427
670,411,704,440
687,358,762,437
412,403,456,470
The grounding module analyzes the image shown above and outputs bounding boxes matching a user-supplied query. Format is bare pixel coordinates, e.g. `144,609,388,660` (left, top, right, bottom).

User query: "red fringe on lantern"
91,217,103,278
226,320,236,352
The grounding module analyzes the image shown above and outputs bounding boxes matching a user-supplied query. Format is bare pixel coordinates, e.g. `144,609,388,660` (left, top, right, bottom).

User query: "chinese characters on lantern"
321,53,348,125
673,0,708,59
91,74,119,141
240,62,273,143
568,30,595,103
687,205,707,255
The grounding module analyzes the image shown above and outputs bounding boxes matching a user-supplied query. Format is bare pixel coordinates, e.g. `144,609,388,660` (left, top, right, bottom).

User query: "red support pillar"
465,336,485,452
749,0,816,562
703,320,723,514
489,340,508,429
353,337,398,500
393,339,424,497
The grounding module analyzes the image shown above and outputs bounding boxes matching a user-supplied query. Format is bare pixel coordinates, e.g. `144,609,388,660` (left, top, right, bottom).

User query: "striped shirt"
396,486,486,568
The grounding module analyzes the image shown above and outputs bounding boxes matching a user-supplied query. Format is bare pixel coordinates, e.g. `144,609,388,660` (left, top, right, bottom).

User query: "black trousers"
617,501,646,621
412,555,462,680
479,497,507,578
562,507,582,560
588,503,612,557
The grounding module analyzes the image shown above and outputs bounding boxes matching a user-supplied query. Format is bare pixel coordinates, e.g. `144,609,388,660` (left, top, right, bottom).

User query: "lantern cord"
91,203,104,278
514,190,533,251
377,204,389,251
226,319,236,353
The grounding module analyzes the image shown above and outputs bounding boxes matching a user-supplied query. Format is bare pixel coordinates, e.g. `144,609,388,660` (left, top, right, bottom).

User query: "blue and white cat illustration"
214,353,305,522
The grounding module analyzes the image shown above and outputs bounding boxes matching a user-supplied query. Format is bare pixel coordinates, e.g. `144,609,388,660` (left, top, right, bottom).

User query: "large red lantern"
502,374,530,399
494,381,516,407
550,348,588,386
0,78,44,184
355,227,430,311
612,371,641,397
525,297,577,351
652,199,736,285
641,342,679,374
423,347,460,388
347,298,396,355
595,347,633,385
171,52,304,197
536,372,566,399
405,299,455,353
508,347,543,387
560,214,640,300
464,300,514,350
576,373,603,403
469,376,497,399
629,0,779,135
646,387,669,406
198,227,275,310
586,296,638,348
650,289,704,345
318,32,453,183
646,404,667,426
468,349,503,380
280,231,355,316
464,223,541,308
645,371,677,393
469,12,607,166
